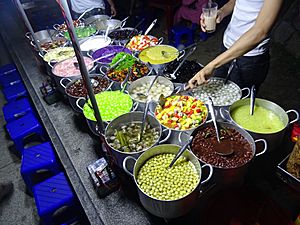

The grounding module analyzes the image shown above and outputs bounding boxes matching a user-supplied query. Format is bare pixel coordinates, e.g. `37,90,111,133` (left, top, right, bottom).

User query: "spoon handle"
145,70,161,96
250,85,256,115
144,19,157,35
208,97,220,142
139,101,150,142
170,45,197,79
169,137,193,168
224,59,236,85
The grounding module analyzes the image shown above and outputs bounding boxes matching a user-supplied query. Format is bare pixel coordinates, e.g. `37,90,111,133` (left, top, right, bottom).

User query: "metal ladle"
224,59,236,85
139,100,150,142
250,85,256,115
136,67,162,99
169,136,193,168
168,45,197,79
208,97,234,156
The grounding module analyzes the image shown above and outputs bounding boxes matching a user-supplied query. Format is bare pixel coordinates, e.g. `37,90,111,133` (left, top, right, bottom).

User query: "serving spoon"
139,100,150,142
169,136,193,168
168,45,197,79
224,59,236,85
207,97,234,156
136,66,162,99
250,85,256,115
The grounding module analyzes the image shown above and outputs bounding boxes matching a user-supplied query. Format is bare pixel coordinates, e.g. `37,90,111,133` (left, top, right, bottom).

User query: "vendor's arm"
190,0,283,88
106,0,117,16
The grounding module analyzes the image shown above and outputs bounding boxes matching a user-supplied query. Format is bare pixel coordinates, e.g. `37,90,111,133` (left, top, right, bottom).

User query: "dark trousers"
72,8,106,20
214,44,270,92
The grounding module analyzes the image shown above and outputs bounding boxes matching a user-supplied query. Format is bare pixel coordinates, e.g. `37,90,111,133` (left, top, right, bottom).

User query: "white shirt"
223,0,270,56
71,0,105,14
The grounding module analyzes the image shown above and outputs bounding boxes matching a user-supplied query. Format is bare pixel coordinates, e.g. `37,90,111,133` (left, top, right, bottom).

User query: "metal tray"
276,153,300,192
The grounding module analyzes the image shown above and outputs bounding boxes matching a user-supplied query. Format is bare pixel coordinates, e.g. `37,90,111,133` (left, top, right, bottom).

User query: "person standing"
188,0,283,91
70,0,117,19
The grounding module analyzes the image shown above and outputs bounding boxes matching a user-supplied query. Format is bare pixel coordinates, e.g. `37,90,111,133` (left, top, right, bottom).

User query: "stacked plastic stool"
0,63,17,77
33,172,80,225
0,70,22,88
21,142,61,194
2,98,34,123
170,23,197,48
2,82,28,102
6,112,45,154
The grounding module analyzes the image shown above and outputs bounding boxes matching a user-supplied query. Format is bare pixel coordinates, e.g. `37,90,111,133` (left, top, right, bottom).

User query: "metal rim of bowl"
51,56,94,77
154,95,208,132
190,121,256,170
104,111,163,155
64,74,111,98
128,75,174,103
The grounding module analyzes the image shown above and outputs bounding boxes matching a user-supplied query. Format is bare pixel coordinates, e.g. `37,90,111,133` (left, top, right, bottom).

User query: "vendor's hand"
187,65,215,89
200,9,225,32
111,6,117,17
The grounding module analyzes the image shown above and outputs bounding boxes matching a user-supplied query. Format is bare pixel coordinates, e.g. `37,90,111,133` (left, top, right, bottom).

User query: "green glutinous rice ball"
83,91,133,122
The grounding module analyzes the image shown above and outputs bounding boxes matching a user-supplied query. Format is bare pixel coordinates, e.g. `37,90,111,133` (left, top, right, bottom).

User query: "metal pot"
88,45,132,66
25,29,60,45
190,77,250,119
51,56,96,93
127,35,164,55
60,74,112,112
148,95,208,135
138,44,184,73
123,144,213,218
79,35,111,52
99,61,152,84
104,112,171,168
76,91,139,136
108,27,139,46
190,121,267,185
220,98,299,152
39,47,75,76
84,15,125,33
127,76,174,104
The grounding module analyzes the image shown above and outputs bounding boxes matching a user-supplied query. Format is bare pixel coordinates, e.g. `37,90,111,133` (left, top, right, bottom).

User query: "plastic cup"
202,2,218,33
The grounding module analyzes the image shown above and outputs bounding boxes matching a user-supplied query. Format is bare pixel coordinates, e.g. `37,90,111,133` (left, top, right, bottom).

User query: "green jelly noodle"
231,105,285,134
137,153,199,201
83,91,133,122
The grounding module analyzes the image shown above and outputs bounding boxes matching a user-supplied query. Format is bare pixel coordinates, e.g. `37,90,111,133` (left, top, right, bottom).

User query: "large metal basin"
123,144,213,218
220,98,299,152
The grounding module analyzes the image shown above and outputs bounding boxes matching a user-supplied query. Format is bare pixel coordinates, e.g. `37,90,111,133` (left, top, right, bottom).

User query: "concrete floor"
0,35,40,224
0,2,299,225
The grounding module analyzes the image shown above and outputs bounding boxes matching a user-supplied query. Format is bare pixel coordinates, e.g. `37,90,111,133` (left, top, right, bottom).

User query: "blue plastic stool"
170,24,195,48
0,63,17,76
33,172,79,225
21,142,61,194
6,113,45,153
0,70,22,88
2,82,28,102
2,98,33,123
